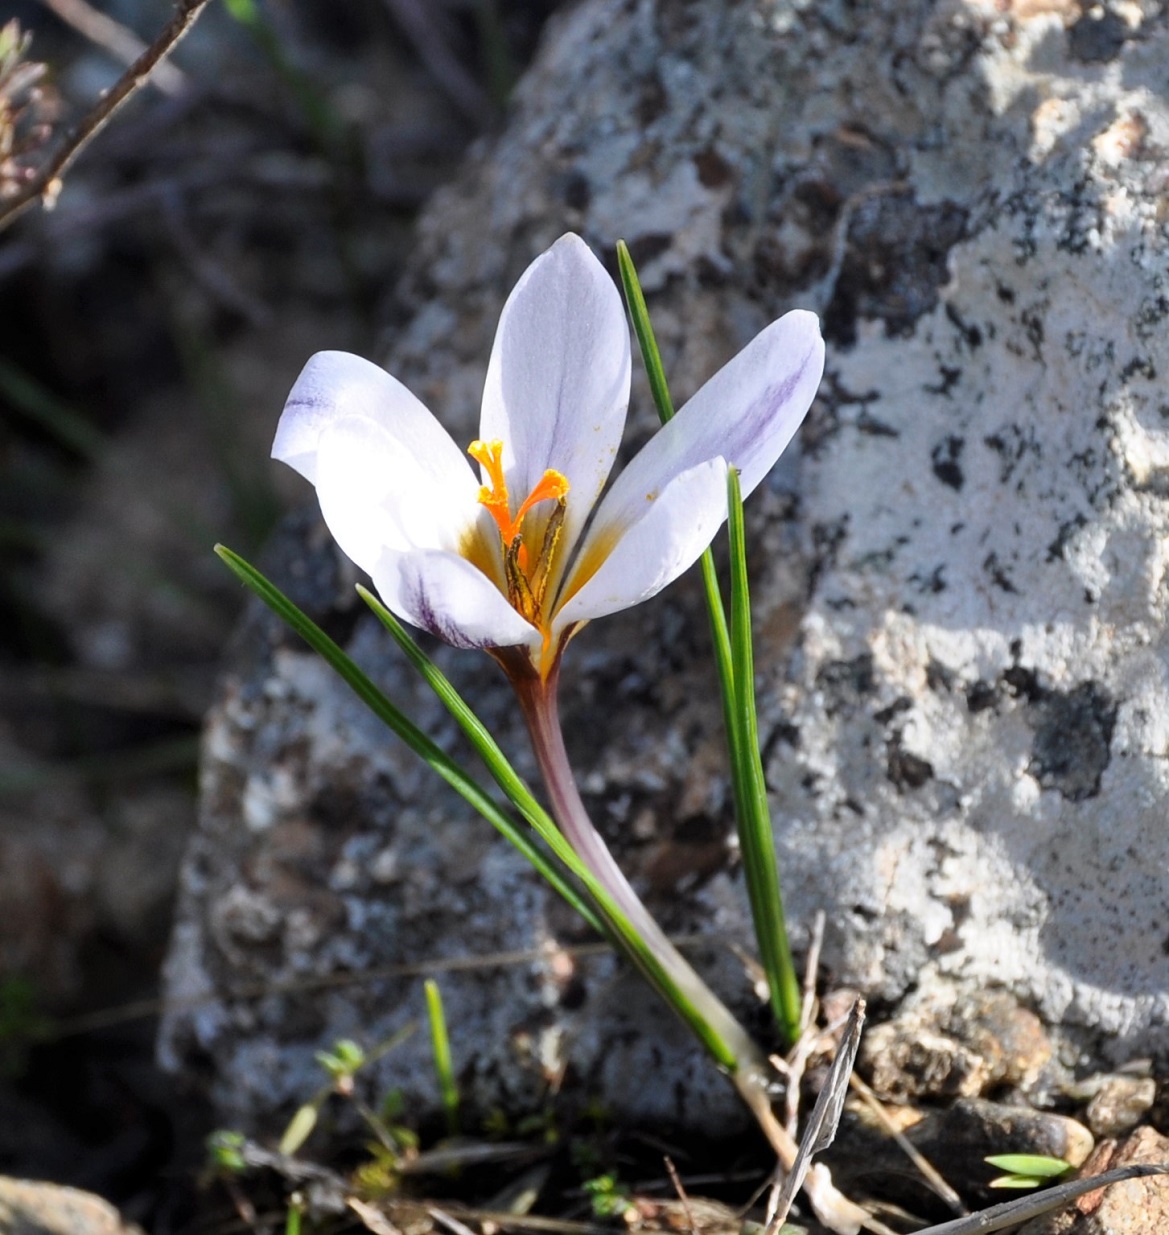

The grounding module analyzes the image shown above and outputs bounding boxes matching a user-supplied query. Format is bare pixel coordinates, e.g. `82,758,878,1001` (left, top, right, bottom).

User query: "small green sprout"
425,979,460,1138
986,1153,1073,1189
280,1037,372,1156
582,1172,637,1221
315,1037,366,1087
206,1129,248,1174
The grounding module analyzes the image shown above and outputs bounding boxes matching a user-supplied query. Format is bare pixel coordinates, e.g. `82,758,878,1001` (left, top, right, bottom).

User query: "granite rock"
161,0,1169,1135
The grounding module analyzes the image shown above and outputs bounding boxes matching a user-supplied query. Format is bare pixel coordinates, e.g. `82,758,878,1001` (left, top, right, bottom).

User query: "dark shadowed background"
0,2,564,1227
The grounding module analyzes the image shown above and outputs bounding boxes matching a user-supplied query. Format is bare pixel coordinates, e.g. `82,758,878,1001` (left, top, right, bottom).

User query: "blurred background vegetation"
0,1,563,1226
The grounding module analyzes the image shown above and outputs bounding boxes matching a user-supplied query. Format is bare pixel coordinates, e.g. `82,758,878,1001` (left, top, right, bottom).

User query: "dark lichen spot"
932,435,965,490
555,169,591,211
823,192,969,345
875,696,913,725
636,72,668,125
927,659,956,692
1121,355,1157,382
623,233,673,269
1029,681,1117,802
1002,664,1044,703
983,552,1018,594
925,365,963,397
1136,295,1169,341
856,411,900,437
909,565,947,594
945,304,984,349
816,654,875,713
1047,514,1088,562
694,147,734,188
809,516,850,587
966,680,998,713
887,733,934,791
1068,9,1127,63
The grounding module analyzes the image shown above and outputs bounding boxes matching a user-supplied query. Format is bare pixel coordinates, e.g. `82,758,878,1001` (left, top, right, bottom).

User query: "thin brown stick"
847,1072,966,1216
0,0,211,232
800,909,826,1033
38,0,186,95
663,1156,697,1235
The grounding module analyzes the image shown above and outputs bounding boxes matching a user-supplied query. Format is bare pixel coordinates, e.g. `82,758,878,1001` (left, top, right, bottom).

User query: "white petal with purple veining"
371,548,539,652
275,351,474,494
479,234,631,564
583,311,823,556
555,457,729,632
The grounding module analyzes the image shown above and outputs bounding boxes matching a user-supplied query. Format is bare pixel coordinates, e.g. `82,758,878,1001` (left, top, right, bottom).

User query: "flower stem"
510,670,873,1231
512,671,767,1076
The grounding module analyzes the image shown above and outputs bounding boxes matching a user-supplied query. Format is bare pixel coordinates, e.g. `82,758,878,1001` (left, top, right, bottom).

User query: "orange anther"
468,438,570,629
468,438,569,550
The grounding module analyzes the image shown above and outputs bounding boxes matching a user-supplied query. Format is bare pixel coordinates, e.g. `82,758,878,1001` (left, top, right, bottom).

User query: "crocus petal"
275,351,474,494
370,547,539,652
313,414,482,578
582,310,823,554
554,457,729,633
479,234,631,558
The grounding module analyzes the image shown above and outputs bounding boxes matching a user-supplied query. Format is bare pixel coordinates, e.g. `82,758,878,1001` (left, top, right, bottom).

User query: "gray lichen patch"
1029,680,1118,802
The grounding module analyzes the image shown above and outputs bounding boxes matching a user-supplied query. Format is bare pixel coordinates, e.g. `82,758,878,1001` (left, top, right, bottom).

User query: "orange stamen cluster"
468,438,570,625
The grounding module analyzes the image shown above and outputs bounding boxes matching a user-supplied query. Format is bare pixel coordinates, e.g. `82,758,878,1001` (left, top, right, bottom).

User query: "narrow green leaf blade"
616,238,736,736
726,469,801,1044
616,240,675,423
214,545,600,932
357,586,739,1071
616,242,800,1047
424,979,459,1139
215,545,740,1071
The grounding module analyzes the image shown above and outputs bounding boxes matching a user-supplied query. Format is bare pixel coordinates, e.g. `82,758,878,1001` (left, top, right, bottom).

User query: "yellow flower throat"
468,439,569,627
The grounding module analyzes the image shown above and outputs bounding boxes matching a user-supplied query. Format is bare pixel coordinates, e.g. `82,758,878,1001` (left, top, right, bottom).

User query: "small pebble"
1086,1075,1157,1138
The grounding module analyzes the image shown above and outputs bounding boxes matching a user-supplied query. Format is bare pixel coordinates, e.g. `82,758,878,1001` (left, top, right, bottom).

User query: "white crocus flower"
273,233,824,680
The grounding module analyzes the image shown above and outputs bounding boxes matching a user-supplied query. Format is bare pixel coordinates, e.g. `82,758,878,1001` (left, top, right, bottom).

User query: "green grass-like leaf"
424,979,460,1138
216,545,738,1069
617,240,801,1046
214,545,599,931
726,468,802,1042
357,586,739,1071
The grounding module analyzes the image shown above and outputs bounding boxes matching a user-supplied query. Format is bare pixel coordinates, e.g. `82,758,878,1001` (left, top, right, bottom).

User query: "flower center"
468,438,569,626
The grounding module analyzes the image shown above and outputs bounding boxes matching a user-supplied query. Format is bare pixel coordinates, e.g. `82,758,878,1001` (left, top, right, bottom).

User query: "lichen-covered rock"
160,0,1169,1134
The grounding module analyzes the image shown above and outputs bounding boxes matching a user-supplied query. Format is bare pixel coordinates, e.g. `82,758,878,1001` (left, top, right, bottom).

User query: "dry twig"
0,0,212,232
38,0,186,95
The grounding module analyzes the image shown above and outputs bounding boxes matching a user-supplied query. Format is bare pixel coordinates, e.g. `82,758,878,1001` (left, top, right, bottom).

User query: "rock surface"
0,1177,144,1235
828,1096,1094,1212
161,0,1169,1134
1019,1126,1169,1234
